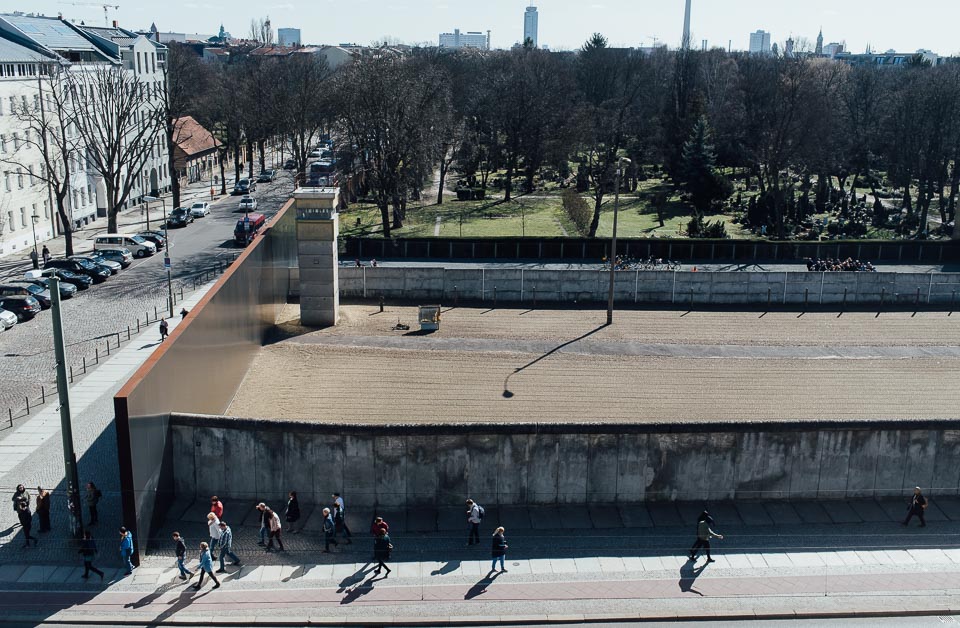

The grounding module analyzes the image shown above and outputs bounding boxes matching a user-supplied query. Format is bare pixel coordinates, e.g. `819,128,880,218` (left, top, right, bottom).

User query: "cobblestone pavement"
0,170,294,422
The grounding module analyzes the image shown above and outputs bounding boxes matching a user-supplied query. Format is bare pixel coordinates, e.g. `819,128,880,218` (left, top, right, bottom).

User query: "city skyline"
16,0,960,55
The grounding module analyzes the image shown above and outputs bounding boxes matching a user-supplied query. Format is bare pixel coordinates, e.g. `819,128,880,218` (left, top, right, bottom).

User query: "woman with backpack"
373,530,392,576
465,498,483,546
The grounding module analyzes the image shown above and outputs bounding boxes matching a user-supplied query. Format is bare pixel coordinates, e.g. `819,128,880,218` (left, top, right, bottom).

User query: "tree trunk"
378,200,391,238
391,194,403,230
246,139,254,178
167,127,181,208
948,158,960,233
219,150,228,196
588,194,604,238
233,145,242,181
503,160,514,202
436,160,447,205
258,139,266,171
55,194,74,257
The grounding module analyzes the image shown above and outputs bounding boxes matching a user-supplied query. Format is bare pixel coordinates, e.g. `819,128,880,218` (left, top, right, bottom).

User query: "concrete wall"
169,415,960,506
114,199,297,555
328,268,960,307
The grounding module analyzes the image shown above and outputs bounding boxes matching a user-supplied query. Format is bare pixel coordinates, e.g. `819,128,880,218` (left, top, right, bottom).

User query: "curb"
3,607,957,626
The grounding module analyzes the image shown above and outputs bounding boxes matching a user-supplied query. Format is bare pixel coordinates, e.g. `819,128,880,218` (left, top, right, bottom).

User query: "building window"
20,207,26,228
17,171,23,189
21,95,27,111
0,135,5,153
12,133,18,150
43,199,49,218
87,183,92,201
80,188,86,206
151,53,156,73
3,172,9,192
8,96,14,114
7,211,13,231
27,165,33,185
31,203,37,223
136,52,142,73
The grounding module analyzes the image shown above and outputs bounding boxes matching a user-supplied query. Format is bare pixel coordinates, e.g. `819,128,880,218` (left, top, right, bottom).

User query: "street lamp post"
43,271,83,539
30,214,39,259
149,196,174,317
606,156,631,325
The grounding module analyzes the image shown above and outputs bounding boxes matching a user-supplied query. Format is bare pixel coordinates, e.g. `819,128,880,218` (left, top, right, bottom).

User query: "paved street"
0,168,294,424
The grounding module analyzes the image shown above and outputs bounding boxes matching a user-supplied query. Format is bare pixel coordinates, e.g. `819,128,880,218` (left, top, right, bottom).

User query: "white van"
94,233,157,258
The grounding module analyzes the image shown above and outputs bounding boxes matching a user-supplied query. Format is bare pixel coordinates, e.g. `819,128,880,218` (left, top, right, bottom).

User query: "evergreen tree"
679,116,732,215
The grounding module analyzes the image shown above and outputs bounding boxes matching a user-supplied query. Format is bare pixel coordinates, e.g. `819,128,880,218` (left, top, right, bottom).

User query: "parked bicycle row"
601,256,683,271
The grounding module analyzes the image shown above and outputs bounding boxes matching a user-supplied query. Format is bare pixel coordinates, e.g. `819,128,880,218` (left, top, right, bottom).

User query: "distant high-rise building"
749,30,771,55
682,0,692,49
823,42,844,57
524,5,538,47
815,28,824,55
277,28,301,46
785,36,794,57
438,28,490,50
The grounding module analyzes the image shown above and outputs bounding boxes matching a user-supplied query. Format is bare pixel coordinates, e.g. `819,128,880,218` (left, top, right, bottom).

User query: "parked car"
94,233,156,258
45,258,110,283
190,202,211,217
0,284,51,309
232,178,256,195
0,295,41,321
257,169,275,183
136,230,166,250
71,255,120,276
16,278,76,299
167,207,194,228
46,268,93,290
91,248,133,269
0,308,16,330
239,196,258,211
283,159,296,170
308,149,322,159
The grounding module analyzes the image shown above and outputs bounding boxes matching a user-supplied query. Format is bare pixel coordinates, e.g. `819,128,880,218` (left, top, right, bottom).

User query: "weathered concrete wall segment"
170,415,960,506
328,268,960,307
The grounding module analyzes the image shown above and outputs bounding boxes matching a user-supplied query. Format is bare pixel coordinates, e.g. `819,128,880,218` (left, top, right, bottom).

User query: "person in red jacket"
370,516,389,536
210,496,223,520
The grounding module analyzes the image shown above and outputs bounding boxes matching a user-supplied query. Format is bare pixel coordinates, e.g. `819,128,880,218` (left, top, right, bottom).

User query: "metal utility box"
418,305,441,331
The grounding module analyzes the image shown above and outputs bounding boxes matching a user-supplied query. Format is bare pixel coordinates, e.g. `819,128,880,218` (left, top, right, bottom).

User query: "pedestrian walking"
210,496,223,519
256,502,269,546
333,493,352,543
119,527,135,575
79,531,104,580
85,482,101,526
265,507,284,551
490,526,508,574
465,498,483,546
373,530,392,576
322,507,338,552
172,531,193,580
30,249,39,270
902,486,928,528
11,484,28,516
17,499,36,547
216,521,242,573
41,245,51,266
206,512,222,560
284,491,300,534
193,541,220,590
370,516,389,537
688,510,723,563
159,318,169,341
35,487,51,533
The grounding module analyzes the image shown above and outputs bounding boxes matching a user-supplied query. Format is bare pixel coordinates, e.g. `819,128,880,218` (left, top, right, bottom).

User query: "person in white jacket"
206,512,222,561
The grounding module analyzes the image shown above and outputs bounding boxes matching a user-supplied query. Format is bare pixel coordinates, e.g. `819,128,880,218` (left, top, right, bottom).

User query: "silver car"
0,308,17,330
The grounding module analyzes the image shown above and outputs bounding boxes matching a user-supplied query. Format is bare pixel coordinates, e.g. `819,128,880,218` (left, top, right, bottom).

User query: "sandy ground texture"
223,305,960,424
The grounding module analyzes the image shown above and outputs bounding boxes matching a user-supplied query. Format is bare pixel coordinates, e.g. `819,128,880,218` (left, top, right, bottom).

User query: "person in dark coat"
79,530,104,580
11,485,28,519
17,497,36,547
285,491,300,534
903,486,928,527
35,487,51,533
490,526,508,574
373,531,392,576
85,482,101,526
689,510,723,562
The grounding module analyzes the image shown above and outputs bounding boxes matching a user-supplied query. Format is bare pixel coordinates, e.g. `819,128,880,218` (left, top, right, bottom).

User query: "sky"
20,0,960,56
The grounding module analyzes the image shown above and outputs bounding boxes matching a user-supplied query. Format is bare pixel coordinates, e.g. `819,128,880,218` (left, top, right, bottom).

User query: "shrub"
562,189,592,235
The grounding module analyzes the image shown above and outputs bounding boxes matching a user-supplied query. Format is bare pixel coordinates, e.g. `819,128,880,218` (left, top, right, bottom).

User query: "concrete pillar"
295,187,340,326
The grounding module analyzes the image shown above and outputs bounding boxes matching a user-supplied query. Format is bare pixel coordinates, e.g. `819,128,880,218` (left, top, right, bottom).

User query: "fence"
343,236,960,264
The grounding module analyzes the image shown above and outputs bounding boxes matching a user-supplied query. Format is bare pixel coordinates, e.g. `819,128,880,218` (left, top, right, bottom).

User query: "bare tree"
161,42,208,208
249,17,274,45
276,53,333,184
4,64,81,255
69,64,165,233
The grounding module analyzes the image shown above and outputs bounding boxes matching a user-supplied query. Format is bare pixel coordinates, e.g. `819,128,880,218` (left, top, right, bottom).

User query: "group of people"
10,482,102,549
804,257,877,272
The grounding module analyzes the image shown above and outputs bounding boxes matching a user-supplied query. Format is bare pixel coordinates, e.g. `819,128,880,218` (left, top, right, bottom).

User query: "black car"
257,169,276,183
0,295,41,321
15,278,76,299
137,230,166,250
48,268,92,290
232,178,256,195
45,258,110,283
283,159,296,170
0,284,51,309
70,255,118,276
167,208,193,228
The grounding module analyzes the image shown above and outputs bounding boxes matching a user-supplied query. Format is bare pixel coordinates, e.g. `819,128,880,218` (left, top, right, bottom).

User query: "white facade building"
0,13,170,255
749,30,771,55
524,5,538,48
438,29,490,50
277,28,301,47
